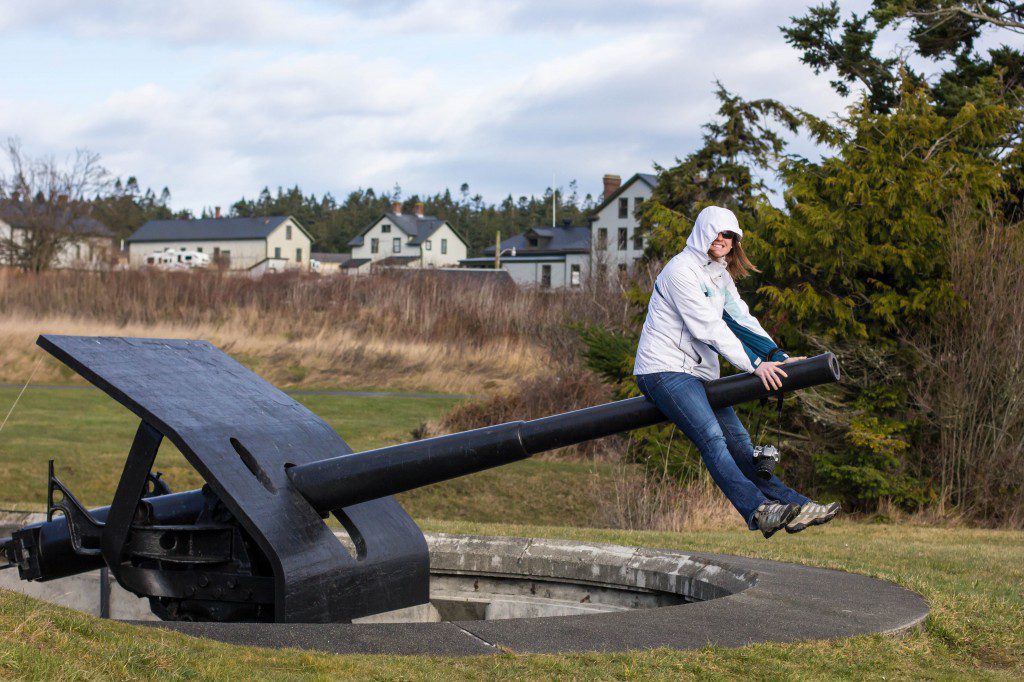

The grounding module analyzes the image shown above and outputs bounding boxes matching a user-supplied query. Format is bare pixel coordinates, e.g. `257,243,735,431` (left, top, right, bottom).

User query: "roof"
342,258,371,269
311,252,351,264
378,255,421,266
461,255,567,264
0,215,113,238
127,216,311,243
590,172,658,218
68,217,114,238
482,225,590,256
347,212,464,248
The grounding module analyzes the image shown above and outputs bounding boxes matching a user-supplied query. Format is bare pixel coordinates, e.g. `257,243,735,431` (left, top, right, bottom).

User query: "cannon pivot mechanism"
1,335,840,623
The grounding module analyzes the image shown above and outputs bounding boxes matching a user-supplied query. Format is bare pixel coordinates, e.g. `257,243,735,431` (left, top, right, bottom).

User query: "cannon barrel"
3,352,838,588
288,353,841,514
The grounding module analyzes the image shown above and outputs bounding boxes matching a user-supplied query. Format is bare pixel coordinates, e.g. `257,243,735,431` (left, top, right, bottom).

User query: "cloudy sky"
0,0,889,211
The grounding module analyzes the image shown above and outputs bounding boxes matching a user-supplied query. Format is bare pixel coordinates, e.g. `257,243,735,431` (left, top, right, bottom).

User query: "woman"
634,206,840,538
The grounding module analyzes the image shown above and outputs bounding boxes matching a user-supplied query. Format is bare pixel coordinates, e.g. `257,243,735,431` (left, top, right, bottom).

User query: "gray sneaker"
753,502,800,539
786,501,841,534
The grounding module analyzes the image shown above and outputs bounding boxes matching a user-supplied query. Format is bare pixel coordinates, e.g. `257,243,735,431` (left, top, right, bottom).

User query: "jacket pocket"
677,330,701,364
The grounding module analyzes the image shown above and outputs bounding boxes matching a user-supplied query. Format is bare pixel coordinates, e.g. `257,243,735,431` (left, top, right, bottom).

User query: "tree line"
0,138,599,269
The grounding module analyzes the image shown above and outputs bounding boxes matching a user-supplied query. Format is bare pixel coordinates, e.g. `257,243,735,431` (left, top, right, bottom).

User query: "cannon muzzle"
287,353,840,513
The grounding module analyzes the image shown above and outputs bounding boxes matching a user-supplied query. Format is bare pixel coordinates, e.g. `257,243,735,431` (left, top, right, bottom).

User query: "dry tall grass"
0,269,629,393
593,465,737,532
910,208,1024,527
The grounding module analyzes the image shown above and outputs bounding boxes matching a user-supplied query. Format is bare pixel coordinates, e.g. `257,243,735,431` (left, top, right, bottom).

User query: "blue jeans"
636,371,808,530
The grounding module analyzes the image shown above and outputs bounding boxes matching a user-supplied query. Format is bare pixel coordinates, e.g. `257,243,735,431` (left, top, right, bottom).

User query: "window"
274,247,281,259
425,240,432,251
75,244,81,259
634,197,644,215
618,197,628,219
633,231,644,251
214,247,220,256
295,248,302,262
597,263,607,280
618,263,627,274
370,238,379,254
596,228,608,250
570,264,581,287
617,228,628,250
541,264,552,289
441,239,448,255
286,224,293,240
197,247,203,253
528,237,538,247
221,250,231,267
382,224,391,233
393,237,401,253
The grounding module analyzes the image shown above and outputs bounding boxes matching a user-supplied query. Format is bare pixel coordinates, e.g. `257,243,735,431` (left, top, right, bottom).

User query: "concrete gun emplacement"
2,335,840,623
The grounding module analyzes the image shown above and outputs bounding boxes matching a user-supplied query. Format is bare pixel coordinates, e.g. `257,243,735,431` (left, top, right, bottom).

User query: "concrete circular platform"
137,533,929,656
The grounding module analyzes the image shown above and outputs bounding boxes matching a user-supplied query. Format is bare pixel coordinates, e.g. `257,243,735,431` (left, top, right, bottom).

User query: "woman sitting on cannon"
634,206,841,538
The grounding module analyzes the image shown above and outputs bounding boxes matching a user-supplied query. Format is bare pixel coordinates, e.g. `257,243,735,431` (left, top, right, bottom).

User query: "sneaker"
753,502,800,539
786,501,841,534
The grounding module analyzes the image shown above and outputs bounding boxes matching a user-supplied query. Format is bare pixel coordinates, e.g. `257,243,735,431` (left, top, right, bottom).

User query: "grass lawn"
0,520,1021,679
2,386,1022,678
0,387,607,527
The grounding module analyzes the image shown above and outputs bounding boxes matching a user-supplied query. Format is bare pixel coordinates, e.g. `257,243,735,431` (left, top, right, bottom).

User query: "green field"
1,387,1022,679
0,387,607,526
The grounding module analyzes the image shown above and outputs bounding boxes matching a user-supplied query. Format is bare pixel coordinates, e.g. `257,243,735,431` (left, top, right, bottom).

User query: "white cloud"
0,0,882,209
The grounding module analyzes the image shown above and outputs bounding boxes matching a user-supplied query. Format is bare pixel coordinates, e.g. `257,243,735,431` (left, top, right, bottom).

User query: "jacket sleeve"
721,274,788,365
662,267,757,373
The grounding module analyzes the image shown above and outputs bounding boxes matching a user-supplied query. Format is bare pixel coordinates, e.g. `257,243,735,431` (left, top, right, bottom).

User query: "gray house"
461,223,591,289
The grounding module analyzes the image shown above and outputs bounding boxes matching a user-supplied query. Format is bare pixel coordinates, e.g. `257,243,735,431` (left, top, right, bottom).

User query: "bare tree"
0,138,110,271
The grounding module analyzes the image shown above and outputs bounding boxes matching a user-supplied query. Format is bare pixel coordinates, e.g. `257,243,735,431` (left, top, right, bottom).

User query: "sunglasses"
719,231,739,241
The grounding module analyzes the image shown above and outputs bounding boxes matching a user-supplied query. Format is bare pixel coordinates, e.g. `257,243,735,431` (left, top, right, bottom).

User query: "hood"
685,206,742,261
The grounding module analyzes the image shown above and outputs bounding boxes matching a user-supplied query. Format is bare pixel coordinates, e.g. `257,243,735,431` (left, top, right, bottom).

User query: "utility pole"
552,174,556,227
495,231,501,269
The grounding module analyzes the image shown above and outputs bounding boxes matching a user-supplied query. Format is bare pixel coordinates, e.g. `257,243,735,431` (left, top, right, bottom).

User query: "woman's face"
708,231,736,259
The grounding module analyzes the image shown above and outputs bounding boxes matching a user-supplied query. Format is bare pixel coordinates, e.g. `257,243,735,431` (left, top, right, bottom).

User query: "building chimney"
391,201,402,215
414,202,424,218
215,206,221,219
602,174,621,201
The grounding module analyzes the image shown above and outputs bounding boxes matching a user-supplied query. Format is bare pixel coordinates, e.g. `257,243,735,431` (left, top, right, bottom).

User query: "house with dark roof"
589,172,657,278
1,215,116,270
126,214,312,271
345,202,467,274
460,221,591,289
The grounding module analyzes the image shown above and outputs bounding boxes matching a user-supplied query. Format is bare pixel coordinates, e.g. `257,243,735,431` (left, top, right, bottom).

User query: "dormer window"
528,237,538,247
382,224,391,233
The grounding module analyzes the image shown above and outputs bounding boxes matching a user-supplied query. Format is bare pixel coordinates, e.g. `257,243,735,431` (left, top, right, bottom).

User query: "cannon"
1,335,840,623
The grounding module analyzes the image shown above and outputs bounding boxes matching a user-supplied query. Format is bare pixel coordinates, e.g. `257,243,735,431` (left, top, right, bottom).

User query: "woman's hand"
754,361,788,391
781,356,807,364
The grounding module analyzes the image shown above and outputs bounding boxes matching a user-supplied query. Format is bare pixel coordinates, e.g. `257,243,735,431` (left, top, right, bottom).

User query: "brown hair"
725,238,759,279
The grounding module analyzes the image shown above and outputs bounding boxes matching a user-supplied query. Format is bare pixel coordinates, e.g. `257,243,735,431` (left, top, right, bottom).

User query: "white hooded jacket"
633,206,788,381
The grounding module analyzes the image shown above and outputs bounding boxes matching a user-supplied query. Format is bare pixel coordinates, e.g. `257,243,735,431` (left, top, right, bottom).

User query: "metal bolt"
197,575,209,588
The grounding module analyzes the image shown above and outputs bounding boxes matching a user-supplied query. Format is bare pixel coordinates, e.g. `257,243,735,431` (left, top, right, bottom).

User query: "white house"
126,215,312,271
1,216,117,269
345,202,468,274
589,173,657,279
460,223,591,290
